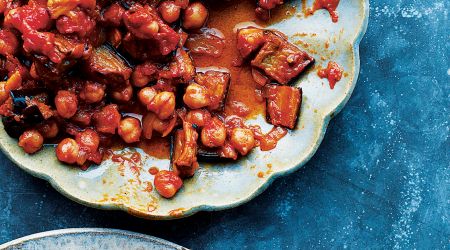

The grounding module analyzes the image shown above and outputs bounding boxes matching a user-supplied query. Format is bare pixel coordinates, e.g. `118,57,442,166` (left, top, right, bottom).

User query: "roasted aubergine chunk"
237,28,314,85
171,121,199,178
159,48,195,84
251,33,314,85
194,70,230,111
86,45,132,84
264,84,302,129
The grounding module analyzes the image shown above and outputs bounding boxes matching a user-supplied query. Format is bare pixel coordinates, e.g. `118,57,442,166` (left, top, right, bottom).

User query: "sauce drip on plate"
318,61,343,89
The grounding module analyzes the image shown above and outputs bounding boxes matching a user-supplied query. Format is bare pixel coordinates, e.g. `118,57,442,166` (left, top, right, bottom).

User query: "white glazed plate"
0,0,369,219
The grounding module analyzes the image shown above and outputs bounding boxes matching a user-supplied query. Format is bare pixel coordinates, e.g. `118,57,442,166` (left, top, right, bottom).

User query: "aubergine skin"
2,89,49,138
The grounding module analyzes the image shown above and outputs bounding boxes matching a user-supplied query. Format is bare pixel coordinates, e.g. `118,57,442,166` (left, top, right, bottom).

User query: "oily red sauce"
194,0,269,118
143,181,153,192
266,3,297,24
257,126,288,151
249,125,288,151
318,61,343,89
101,1,293,164
130,152,141,163
307,0,340,23
105,0,293,161
137,135,171,159
110,150,142,164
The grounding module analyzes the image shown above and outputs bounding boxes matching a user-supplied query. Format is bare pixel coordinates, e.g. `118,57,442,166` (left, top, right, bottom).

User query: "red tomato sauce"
318,61,343,89
307,0,340,23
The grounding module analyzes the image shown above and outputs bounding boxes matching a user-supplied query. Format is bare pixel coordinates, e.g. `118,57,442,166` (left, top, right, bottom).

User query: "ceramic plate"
0,0,369,219
0,228,186,249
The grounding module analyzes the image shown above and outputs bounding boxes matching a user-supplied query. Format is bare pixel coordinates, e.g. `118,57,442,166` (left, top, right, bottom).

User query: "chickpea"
229,128,255,155
201,117,226,147
132,74,148,88
118,117,142,143
132,71,150,87
154,170,183,198
138,87,157,106
111,84,133,102
56,138,80,164
79,82,105,104
185,109,211,127
37,120,59,139
219,142,238,160
183,83,210,109
131,62,158,87
159,1,181,23
55,90,78,119
18,130,44,154
147,91,175,120
182,2,208,30
76,129,100,152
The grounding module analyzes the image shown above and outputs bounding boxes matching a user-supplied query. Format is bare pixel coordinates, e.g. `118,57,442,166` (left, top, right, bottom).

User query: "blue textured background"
0,0,448,249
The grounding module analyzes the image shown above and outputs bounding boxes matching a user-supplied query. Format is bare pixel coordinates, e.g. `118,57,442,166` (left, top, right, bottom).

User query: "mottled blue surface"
0,0,448,249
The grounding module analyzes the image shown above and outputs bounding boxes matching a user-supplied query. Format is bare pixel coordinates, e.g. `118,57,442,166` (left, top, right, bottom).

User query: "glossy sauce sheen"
144,1,293,160
193,0,268,118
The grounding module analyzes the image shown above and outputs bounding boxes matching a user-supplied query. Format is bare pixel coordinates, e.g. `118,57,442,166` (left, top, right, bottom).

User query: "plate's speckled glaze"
0,228,186,249
0,0,369,219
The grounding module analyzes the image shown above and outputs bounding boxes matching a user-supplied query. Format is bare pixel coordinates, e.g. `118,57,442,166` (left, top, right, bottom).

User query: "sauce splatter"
143,181,153,192
149,166,159,175
252,126,288,151
318,61,343,89
307,0,340,23
169,208,185,217
301,0,308,16
147,203,157,212
257,171,265,178
130,152,141,163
